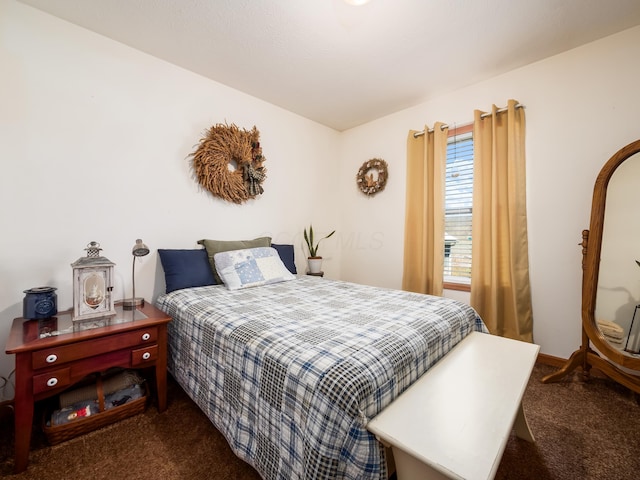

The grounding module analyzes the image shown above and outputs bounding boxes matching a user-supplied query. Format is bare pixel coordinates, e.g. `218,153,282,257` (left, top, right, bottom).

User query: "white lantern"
71,241,116,321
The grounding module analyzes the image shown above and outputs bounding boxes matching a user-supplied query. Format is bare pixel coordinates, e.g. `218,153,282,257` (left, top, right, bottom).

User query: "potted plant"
304,224,335,274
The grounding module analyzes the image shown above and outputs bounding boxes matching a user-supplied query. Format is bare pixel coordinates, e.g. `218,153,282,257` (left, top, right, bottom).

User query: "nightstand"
5,302,171,473
306,271,324,277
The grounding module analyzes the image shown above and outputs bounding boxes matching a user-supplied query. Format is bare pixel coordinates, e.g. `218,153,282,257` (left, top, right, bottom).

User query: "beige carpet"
1,364,639,479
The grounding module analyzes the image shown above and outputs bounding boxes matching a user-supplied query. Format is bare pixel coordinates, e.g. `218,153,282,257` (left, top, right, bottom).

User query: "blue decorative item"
23,286,57,319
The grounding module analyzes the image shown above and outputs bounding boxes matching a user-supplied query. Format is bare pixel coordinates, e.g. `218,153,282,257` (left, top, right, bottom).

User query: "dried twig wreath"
356,158,388,196
190,123,266,204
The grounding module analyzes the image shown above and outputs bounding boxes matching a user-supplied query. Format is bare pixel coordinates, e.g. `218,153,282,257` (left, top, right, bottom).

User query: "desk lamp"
123,239,150,310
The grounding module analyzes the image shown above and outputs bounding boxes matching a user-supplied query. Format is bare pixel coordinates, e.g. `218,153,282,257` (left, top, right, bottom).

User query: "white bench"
367,332,540,480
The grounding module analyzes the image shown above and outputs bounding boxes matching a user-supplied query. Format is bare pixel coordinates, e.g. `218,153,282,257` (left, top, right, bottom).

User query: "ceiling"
17,0,640,131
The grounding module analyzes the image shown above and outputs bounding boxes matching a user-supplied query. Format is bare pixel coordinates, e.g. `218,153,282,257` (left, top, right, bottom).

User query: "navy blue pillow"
271,244,297,274
158,249,217,293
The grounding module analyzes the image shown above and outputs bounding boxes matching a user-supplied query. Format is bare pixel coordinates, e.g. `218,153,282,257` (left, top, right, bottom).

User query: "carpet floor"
1,363,639,479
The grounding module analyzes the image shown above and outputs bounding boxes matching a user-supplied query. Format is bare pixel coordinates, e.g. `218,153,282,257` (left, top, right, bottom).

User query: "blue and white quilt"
156,276,487,480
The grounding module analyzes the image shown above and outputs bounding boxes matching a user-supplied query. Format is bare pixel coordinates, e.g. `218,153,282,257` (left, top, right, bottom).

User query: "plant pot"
307,257,323,274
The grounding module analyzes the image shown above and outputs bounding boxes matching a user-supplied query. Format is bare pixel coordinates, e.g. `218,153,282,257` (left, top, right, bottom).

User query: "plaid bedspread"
156,276,487,480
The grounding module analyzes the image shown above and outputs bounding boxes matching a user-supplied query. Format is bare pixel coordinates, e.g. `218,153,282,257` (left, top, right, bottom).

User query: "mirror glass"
596,152,640,353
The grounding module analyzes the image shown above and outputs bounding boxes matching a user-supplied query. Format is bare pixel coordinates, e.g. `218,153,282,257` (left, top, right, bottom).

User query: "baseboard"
535,352,566,368
535,351,612,380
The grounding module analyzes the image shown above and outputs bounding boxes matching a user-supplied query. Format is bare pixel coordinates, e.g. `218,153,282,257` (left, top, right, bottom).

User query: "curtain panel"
470,99,533,342
402,123,448,295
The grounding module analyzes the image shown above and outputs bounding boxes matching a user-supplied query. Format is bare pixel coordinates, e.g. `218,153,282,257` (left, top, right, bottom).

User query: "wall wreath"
356,158,388,196
190,123,266,204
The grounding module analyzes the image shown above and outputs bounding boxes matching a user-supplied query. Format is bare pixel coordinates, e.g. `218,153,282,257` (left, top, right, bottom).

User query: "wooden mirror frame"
543,139,640,392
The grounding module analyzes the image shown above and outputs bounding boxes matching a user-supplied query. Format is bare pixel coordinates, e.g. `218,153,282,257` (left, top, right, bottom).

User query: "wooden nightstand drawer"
132,345,158,365
33,368,71,395
32,327,158,369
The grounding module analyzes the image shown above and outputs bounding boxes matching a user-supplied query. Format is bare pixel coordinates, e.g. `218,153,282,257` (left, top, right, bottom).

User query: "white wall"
0,1,341,389
339,25,640,360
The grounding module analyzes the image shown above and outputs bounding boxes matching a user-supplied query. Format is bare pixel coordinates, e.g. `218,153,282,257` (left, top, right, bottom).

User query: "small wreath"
356,158,388,196
190,123,266,204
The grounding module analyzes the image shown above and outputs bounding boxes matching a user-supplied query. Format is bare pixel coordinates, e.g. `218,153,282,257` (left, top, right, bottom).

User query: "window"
444,125,473,291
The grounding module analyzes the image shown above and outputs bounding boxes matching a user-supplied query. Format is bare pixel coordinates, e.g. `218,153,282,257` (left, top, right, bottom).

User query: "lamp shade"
132,239,150,257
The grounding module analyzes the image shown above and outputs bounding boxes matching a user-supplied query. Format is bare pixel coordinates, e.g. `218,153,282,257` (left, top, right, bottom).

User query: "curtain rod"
412,103,524,138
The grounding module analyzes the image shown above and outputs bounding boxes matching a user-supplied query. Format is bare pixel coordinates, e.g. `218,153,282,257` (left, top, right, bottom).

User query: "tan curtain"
402,123,448,295
470,100,533,342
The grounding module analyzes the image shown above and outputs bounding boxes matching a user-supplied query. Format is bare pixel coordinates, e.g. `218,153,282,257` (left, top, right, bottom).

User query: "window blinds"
444,132,473,284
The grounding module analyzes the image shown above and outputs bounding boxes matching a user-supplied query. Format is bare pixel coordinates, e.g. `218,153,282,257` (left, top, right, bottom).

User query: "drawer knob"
46,354,58,364
141,333,151,341
142,352,151,360
46,377,58,387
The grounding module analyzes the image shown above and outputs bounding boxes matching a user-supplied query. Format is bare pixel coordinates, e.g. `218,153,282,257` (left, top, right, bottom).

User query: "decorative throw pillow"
158,249,217,293
271,243,297,274
214,247,296,290
198,236,272,283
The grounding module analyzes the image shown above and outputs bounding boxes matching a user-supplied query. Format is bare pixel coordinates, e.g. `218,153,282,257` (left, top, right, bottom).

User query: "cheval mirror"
543,139,640,393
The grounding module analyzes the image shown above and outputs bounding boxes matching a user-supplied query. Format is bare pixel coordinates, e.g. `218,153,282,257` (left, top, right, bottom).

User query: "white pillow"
214,247,296,290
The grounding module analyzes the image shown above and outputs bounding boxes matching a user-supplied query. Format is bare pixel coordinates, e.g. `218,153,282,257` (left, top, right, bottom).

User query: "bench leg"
392,447,453,480
513,402,535,443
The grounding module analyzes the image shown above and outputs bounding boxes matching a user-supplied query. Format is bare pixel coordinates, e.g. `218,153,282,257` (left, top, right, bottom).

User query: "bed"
155,244,487,480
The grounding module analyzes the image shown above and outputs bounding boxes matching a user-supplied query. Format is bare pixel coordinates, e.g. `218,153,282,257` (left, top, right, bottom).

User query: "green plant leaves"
304,224,335,257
